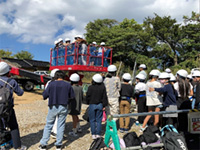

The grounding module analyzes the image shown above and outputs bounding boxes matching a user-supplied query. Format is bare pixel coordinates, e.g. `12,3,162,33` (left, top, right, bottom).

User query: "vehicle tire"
22,81,34,91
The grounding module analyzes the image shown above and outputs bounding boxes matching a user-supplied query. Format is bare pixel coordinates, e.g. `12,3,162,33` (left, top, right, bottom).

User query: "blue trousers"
89,103,103,135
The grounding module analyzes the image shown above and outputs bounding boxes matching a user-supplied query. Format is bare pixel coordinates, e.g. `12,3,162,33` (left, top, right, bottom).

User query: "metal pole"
112,109,191,118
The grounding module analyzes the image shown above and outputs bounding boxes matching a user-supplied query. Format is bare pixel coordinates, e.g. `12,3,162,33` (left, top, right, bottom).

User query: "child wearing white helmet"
119,73,134,133
139,64,147,78
68,73,83,137
86,74,108,139
104,65,121,121
134,73,148,127
149,72,178,128
140,69,163,132
174,69,193,132
0,62,27,150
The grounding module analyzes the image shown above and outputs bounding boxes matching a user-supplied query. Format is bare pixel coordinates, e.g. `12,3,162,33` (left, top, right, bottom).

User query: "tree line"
84,12,200,74
0,50,34,60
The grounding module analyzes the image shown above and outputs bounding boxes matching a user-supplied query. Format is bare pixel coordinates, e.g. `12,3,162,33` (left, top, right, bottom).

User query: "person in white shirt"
140,69,163,132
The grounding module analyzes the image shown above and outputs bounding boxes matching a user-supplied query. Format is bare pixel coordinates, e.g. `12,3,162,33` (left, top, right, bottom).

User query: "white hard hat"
65,38,70,42
58,38,63,42
70,73,80,82
77,35,83,39
122,73,131,81
92,74,103,83
0,62,10,75
139,64,146,69
176,69,188,78
136,73,146,80
54,40,59,45
107,65,117,72
149,69,160,77
92,41,97,45
74,35,79,39
159,72,170,79
187,74,192,79
100,42,105,46
50,69,59,77
170,75,176,82
192,71,200,77
165,68,171,73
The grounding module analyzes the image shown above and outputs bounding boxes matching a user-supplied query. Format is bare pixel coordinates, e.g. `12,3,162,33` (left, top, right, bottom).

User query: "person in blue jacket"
0,62,26,150
149,72,178,128
39,70,74,150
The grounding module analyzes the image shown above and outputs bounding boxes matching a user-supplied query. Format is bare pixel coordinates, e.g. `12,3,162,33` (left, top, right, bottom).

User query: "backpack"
140,125,159,144
0,128,13,150
0,78,13,122
89,137,106,150
161,124,188,150
123,131,141,147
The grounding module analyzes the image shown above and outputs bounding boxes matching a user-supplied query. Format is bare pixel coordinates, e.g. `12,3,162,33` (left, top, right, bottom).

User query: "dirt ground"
11,89,140,150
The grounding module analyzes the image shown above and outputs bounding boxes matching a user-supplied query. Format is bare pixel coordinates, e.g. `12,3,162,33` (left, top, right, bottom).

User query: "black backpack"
161,124,188,150
123,131,141,147
140,125,159,144
89,137,106,150
0,78,13,122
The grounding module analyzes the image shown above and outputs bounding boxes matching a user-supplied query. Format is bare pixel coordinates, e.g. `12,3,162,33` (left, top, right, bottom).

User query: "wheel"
22,81,34,91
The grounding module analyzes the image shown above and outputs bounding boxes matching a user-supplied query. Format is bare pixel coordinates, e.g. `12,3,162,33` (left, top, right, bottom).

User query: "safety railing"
50,44,112,67
104,109,199,150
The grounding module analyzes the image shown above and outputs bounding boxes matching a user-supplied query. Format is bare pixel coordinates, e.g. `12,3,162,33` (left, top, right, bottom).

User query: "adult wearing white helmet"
134,73,147,126
104,65,121,120
139,64,147,78
141,69,163,132
119,73,134,132
149,71,178,128
191,70,200,109
174,69,193,132
0,62,26,149
68,73,83,136
86,74,108,139
45,68,59,138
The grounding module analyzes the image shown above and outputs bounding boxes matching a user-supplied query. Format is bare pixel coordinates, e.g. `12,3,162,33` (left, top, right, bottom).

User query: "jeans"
89,103,103,135
40,105,68,146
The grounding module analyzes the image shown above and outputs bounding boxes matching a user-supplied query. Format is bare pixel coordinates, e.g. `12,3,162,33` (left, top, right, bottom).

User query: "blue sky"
0,0,198,62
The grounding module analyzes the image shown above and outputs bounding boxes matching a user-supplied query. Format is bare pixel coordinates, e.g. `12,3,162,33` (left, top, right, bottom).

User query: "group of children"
51,35,111,67
1,60,199,150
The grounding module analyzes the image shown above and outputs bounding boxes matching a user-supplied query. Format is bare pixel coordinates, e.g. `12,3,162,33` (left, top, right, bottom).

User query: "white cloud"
0,0,198,45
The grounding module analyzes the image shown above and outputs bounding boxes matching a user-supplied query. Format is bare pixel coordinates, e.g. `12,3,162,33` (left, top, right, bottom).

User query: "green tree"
0,49,13,58
180,11,200,68
85,19,118,44
14,50,34,60
144,14,182,66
